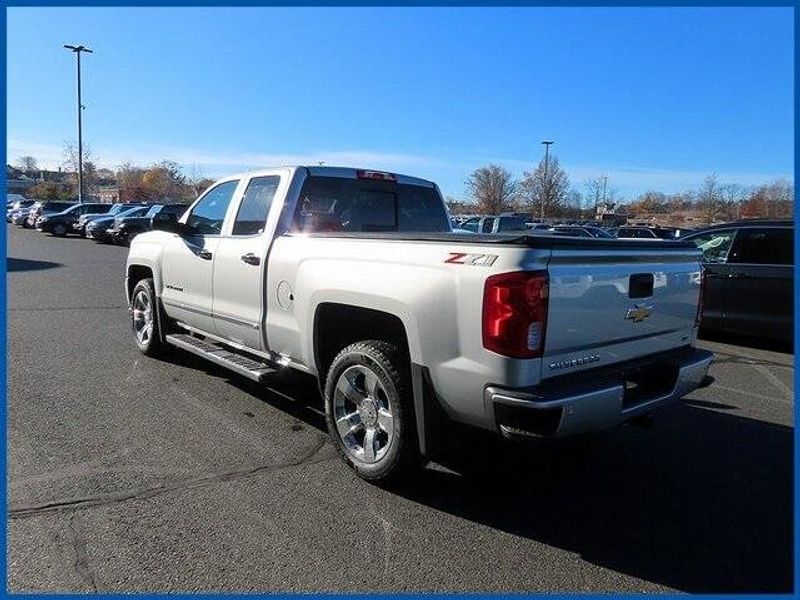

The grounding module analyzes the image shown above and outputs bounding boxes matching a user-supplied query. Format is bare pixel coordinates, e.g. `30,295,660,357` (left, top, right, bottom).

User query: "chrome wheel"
131,289,154,346
333,364,395,464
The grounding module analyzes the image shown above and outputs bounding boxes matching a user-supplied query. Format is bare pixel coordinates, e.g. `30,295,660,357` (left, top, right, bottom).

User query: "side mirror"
151,211,184,234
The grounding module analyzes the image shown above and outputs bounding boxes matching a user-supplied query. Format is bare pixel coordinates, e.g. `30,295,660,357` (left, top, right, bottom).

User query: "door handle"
241,253,260,266
728,273,749,279
197,249,213,260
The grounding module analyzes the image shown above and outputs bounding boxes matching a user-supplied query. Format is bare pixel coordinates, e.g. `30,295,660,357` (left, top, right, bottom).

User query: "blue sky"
6,7,794,201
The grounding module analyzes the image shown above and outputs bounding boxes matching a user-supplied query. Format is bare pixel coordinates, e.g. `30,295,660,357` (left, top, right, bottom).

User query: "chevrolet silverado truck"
125,166,713,481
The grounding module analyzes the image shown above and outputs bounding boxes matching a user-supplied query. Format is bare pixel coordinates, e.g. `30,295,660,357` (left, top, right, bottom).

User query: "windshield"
117,206,150,218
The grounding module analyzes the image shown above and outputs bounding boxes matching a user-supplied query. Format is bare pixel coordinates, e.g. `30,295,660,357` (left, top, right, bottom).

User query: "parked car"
73,202,146,236
461,215,529,233
7,193,27,207
7,199,35,222
614,226,661,240
682,219,793,344
125,165,712,482
35,203,112,236
11,207,34,226
86,205,153,243
25,201,75,228
108,203,187,245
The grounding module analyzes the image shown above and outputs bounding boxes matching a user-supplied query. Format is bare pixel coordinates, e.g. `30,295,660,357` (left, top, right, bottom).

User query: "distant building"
97,186,119,203
5,165,72,196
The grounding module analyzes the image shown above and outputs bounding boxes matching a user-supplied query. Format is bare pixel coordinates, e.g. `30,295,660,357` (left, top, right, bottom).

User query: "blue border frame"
1,3,796,598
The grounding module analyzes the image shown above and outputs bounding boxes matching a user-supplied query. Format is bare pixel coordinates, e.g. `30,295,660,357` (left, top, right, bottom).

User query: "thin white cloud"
7,137,792,198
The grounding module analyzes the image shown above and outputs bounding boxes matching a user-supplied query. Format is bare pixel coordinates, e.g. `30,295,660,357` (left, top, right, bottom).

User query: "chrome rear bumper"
485,348,713,439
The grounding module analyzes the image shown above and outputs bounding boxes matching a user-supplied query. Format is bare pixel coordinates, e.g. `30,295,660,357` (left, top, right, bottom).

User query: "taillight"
483,271,549,359
695,268,706,326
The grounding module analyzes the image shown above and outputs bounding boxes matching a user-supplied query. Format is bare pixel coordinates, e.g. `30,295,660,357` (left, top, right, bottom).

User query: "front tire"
130,278,166,356
324,340,420,482
52,223,67,236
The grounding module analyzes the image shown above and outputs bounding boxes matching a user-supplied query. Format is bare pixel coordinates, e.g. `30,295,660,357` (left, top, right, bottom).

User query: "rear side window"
687,229,736,263
187,180,238,235
293,176,449,233
481,218,496,233
233,176,280,235
729,228,793,265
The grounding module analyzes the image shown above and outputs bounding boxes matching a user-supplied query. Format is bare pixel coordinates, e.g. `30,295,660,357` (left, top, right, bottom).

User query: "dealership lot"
6,224,793,593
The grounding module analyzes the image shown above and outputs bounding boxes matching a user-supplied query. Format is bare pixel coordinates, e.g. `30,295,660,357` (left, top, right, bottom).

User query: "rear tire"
324,340,420,482
130,278,167,357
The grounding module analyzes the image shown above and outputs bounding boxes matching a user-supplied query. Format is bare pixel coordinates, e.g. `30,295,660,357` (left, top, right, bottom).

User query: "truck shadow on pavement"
160,351,792,593
399,403,793,593
7,257,62,272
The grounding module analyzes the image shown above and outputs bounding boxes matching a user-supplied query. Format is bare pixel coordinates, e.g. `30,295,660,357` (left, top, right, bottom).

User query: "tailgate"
542,242,702,380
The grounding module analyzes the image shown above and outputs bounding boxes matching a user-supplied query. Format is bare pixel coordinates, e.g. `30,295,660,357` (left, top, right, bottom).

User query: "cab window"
186,180,239,235
233,176,280,236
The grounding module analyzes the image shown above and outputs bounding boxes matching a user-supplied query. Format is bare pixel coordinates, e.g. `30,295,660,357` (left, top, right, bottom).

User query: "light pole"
64,44,93,203
540,140,554,220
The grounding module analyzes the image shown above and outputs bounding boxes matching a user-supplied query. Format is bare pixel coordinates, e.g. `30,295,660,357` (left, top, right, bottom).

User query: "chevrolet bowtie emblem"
625,304,653,323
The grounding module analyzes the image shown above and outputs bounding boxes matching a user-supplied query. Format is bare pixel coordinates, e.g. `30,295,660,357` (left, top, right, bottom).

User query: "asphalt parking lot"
6,223,794,593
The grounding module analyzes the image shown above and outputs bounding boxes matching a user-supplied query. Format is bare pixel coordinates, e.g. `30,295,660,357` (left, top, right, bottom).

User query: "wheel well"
314,303,410,381
127,265,153,301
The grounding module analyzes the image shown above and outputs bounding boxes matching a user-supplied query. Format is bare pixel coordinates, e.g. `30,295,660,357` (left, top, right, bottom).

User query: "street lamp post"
64,44,93,203
540,140,554,220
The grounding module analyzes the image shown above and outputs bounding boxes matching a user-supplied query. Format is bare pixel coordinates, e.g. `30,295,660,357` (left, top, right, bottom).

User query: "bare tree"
583,177,606,210
465,164,518,214
518,155,570,218
15,156,38,174
696,174,730,224
187,164,215,197
62,141,101,198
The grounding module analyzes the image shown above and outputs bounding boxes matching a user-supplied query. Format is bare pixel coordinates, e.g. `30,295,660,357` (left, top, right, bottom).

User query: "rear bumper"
485,347,713,439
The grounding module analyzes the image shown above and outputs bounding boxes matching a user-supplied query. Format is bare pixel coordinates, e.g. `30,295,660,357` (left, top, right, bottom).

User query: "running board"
165,333,276,382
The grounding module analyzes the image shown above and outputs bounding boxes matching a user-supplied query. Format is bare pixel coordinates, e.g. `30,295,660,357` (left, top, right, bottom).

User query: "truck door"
160,180,240,334
212,173,286,350
724,227,793,338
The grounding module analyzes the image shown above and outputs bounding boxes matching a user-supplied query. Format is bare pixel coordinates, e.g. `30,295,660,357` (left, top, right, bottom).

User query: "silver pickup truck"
125,166,713,481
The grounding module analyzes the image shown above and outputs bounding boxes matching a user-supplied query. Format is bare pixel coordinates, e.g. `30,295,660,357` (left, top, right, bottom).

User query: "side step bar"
165,333,276,383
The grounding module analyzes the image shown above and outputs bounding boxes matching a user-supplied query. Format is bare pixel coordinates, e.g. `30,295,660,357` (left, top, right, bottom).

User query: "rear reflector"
356,169,397,182
483,271,549,359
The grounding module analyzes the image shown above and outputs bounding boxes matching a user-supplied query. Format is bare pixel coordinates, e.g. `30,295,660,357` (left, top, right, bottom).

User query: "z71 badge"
444,252,498,267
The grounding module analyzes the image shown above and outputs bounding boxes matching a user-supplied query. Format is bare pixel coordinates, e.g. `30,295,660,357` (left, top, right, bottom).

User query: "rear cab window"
292,175,449,233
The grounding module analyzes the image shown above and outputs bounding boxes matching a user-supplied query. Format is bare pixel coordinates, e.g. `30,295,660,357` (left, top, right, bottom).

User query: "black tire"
324,340,420,482
130,278,166,357
52,223,67,237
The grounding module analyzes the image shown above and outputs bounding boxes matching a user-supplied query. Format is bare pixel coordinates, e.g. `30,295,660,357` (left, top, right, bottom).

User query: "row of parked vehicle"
453,213,691,240
6,199,187,245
